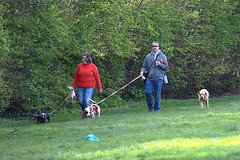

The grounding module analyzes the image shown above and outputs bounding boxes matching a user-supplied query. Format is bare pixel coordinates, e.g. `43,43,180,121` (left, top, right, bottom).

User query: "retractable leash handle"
67,86,74,90
67,86,76,98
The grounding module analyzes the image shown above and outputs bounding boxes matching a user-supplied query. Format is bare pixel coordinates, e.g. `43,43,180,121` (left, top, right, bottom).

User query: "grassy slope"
1,95,240,160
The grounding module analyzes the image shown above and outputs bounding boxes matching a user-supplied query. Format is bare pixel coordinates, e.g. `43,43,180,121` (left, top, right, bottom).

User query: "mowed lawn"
1,95,240,160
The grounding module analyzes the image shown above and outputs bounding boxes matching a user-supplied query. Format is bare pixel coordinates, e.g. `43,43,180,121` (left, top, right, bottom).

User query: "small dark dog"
34,113,50,124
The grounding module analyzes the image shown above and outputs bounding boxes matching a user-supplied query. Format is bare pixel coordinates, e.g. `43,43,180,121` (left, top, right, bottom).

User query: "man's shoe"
148,107,153,112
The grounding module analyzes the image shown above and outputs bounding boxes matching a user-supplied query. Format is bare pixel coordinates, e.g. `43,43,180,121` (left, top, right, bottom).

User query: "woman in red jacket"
72,53,102,112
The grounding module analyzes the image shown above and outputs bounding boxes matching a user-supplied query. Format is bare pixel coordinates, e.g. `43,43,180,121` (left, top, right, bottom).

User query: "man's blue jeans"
77,87,94,111
145,79,163,111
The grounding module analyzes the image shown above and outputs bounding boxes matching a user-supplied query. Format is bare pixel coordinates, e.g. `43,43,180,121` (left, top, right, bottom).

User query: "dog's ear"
82,111,86,119
198,92,200,98
83,110,90,119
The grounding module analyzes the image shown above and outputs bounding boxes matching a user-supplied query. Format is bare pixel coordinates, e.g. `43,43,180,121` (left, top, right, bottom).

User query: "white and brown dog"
82,104,100,119
198,89,209,109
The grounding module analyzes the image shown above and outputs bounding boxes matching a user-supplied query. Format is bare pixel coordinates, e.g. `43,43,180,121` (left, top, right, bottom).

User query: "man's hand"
155,61,160,66
140,72,146,80
155,59,163,66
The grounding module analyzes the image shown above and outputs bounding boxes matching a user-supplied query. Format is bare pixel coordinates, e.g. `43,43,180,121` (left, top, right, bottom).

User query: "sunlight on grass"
58,136,240,159
142,136,240,149
206,112,240,117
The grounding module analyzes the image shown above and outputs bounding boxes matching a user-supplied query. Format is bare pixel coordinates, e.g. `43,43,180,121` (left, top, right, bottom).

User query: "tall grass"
1,95,240,160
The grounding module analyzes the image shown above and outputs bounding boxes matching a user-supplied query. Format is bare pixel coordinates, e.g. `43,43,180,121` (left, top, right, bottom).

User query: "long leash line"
49,75,142,114
95,75,142,105
49,94,71,115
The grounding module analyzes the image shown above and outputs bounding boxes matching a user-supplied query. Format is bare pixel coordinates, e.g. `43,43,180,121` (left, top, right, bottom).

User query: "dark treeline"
0,0,239,117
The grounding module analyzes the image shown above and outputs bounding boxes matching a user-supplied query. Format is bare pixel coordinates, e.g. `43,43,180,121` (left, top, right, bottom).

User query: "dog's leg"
206,99,209,109
82,112,86,119
200,100,204,109
36,116,41,124
98,110,100,117
92,111,95,118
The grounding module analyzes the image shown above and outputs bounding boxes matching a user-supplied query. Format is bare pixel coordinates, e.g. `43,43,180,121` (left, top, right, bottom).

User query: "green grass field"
1,95,240,160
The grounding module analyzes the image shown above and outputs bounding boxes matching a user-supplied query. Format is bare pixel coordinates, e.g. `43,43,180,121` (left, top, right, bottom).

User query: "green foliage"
0,0,239,116
132,0,240,99
1,0,72,115
0,4,11,115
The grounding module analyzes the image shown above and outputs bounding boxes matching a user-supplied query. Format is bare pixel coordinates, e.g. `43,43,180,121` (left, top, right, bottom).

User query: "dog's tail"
88,98,97,104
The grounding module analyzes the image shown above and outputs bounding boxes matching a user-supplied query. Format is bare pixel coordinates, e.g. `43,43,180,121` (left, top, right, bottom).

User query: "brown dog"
198,89,209,109
82,104,100,119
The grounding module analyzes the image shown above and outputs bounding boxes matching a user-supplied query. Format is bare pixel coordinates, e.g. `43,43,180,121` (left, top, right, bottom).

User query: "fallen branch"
1,120,18,139
8,121,18,135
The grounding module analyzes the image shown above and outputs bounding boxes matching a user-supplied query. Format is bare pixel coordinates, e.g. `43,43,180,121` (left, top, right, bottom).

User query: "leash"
49,75,141,114
91,75,142,105
49,94,71,115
